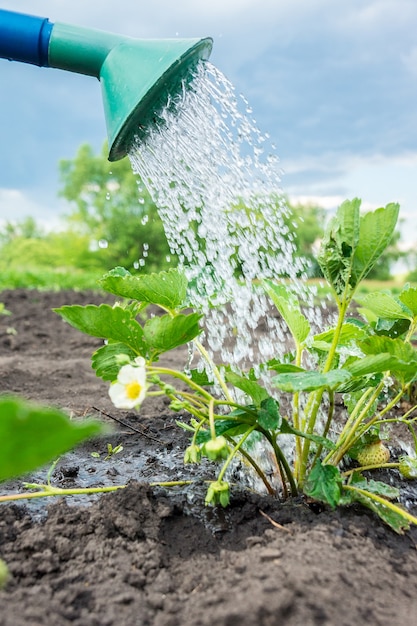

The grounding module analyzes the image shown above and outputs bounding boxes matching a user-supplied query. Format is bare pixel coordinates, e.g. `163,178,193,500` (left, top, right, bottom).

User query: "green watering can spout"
0,9,213,161
99,38,212,161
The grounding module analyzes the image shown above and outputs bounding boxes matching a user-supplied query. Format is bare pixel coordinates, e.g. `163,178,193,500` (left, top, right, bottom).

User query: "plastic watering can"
0,9,213,160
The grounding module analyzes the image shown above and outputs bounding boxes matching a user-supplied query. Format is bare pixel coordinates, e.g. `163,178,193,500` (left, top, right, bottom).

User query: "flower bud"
170,400,185,412
184,444,201,464
115,353,131,366
205,480,230,507
163,384,177,394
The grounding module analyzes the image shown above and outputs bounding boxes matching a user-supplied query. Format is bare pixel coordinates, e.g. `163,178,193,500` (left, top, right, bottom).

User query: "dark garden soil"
1,289,417,625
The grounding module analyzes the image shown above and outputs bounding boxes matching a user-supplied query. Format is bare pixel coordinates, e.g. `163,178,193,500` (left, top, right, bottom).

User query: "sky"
0,0,416,250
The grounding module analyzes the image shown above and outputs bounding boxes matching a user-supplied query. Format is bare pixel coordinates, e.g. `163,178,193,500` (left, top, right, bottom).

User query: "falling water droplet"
128,61,314,368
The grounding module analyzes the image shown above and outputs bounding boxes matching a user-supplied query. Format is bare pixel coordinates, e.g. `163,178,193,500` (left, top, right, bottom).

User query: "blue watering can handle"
0,9,53,66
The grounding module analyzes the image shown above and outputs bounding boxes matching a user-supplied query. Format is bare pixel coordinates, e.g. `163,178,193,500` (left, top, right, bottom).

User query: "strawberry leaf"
54,304,146,354
264,281,310,344
143,313,202,355
0,397,106,482
99,267,188,311
225,372,269,406
303,461,342,509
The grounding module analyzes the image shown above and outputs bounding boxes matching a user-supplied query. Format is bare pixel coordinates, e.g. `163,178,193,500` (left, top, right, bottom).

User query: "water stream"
128,61,317,370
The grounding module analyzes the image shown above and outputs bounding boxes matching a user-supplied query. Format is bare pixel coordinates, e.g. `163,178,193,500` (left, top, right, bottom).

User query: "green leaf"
312,322,368,352
188,369,214,386
350,203,399,288
317,198,361,299
0,396,106,482
303,462,342,509
278,418,335,450
357,307,378,325
343,485,410,534
196,419,254,442
54,304,146,354
257,397,281,430
272,369,352,392
349,472,399,500
143,313,202,354
355,292,412,321
225,372,270,406
264,281,310,344
399,285,417,318
344,353,400,377
99,267,188,311
358,337,417,381
267,362,305,374
337,374,382,393
92,343,138,381
317,200,399,300
374,317,410,339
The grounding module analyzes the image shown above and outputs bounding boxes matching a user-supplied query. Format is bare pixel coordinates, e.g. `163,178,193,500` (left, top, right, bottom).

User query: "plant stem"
292,342,303,477
260,429,298,497
0,484,127,502
331,387,374,449
342,463,399,477
333,383,404,465
311,390,335,468
0,480,202,504
225,438,275,496
193,339,234,403
297,300,349,486
406,422,417,452
148,365,213,401
217,425,258,482
324,381,385,465
208,397,216,440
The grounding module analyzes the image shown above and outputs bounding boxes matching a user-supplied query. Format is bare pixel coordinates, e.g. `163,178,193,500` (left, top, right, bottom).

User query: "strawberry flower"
109,356,147,409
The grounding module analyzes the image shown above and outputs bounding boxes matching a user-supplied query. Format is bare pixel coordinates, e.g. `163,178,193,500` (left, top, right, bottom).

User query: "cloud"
0,188,64,230
1,0,417,245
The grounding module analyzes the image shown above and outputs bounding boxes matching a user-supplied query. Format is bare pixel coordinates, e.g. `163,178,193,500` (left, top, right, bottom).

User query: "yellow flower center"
125,381,143,400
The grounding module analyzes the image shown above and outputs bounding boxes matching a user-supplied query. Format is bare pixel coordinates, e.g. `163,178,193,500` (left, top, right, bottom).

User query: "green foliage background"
0,142,410,290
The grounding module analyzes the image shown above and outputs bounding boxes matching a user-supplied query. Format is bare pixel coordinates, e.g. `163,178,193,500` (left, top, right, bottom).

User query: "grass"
1,266,415,296
0,267,105,292
310,276,416,300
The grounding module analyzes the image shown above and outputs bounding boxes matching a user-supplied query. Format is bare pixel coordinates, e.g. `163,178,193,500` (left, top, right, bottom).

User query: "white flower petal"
109,360,147,410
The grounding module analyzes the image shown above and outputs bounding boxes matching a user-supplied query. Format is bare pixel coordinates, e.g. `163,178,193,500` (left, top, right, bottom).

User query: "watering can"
0,9,212,161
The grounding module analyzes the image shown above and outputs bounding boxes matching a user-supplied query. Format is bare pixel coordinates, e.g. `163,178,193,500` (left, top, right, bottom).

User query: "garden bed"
1,289,417,625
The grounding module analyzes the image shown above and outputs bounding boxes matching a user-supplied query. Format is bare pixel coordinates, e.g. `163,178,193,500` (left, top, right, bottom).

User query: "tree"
59,143,174,272
282,199,326,277
0,216,43,245
0,229,101,272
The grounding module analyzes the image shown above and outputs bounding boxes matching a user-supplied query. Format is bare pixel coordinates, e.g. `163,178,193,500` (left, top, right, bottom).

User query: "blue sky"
0,0,416,249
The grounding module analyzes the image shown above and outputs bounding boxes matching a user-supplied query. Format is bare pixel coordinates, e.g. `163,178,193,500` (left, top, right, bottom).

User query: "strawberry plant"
6,198,417,533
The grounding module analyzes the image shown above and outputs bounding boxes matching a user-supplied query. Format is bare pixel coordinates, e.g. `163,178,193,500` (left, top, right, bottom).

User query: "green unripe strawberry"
202,436,229,461
0,559,9,589
357,441,390,466
399,455,417,479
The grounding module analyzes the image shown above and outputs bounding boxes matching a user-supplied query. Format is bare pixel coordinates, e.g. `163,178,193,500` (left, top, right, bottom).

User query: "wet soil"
1,289,417,626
